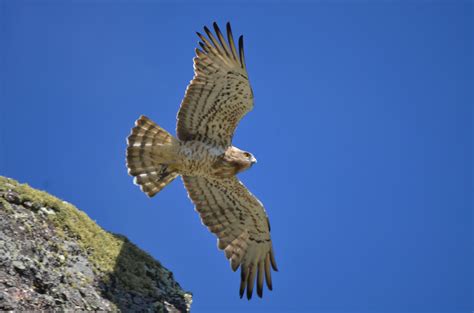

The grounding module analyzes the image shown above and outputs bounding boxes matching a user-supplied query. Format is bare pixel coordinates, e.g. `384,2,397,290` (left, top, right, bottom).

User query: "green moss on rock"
0,176,191,312
0,176,124,275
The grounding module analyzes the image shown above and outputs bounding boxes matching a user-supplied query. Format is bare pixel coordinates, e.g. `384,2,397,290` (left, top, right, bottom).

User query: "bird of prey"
126,22,277,299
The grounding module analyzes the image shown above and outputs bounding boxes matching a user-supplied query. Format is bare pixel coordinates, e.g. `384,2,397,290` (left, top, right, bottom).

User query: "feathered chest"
176,141,247,178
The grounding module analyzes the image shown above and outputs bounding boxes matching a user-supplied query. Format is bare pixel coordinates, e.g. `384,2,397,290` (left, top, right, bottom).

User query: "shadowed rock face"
0,176,192,312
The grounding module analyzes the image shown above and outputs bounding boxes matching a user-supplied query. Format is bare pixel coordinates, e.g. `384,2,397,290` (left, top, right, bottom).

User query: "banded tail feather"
126,115,179,197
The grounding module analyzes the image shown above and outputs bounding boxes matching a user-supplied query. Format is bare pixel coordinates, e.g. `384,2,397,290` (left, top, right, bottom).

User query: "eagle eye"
243,152,251,158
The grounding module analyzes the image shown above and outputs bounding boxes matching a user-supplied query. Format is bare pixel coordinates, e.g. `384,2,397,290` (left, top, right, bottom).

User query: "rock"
0,291,16,311
4,191,20,204
12,261,26,272
0,176,192,312
39,207,56,215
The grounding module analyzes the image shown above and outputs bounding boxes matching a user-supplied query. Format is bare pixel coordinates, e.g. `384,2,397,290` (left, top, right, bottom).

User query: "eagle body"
126,22,277,300
176,140,254,179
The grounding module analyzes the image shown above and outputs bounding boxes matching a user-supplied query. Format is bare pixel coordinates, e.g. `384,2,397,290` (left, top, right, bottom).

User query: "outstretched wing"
182,175,277,299
177,22,254,149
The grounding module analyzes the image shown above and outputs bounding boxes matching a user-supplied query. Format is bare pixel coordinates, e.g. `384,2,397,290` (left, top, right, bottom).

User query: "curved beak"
251,156,257,164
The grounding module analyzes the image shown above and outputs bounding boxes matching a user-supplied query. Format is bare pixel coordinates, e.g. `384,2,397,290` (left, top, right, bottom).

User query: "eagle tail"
126,115,179,197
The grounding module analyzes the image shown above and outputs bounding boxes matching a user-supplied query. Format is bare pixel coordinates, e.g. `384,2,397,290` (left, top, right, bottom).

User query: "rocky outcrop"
0,176,192,312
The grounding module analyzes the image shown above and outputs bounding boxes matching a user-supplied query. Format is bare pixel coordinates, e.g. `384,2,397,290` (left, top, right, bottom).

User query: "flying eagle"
126,22,277,299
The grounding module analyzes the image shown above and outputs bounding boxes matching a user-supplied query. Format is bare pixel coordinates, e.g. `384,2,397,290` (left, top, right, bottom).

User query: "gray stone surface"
0,176,192,312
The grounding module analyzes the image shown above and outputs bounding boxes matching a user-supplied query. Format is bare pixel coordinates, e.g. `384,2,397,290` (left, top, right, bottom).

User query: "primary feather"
177,22,254,148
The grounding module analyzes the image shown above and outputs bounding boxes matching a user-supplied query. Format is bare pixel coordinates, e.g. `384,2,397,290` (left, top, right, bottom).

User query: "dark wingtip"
238,35,244,51
238,35,245,67
240,266,248,300
213,22,222,36
257,288,263,298
203,25,211,35
270,249,278,271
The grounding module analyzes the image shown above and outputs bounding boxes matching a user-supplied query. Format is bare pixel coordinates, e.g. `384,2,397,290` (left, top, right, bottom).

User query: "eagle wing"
176,22,254,148
182,175,278,299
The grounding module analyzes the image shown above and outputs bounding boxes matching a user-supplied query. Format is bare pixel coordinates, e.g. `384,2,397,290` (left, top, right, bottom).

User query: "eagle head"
212,146,257,177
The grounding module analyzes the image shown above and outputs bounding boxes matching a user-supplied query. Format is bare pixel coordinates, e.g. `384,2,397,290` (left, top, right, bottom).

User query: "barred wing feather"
182,175,277,299
177,22,254,148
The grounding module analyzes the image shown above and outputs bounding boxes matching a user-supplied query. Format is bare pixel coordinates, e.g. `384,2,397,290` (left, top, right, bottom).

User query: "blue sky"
1,1,472,312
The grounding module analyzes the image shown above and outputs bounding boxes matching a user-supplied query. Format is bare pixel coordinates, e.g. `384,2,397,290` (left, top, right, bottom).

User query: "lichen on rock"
0,176,192,312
